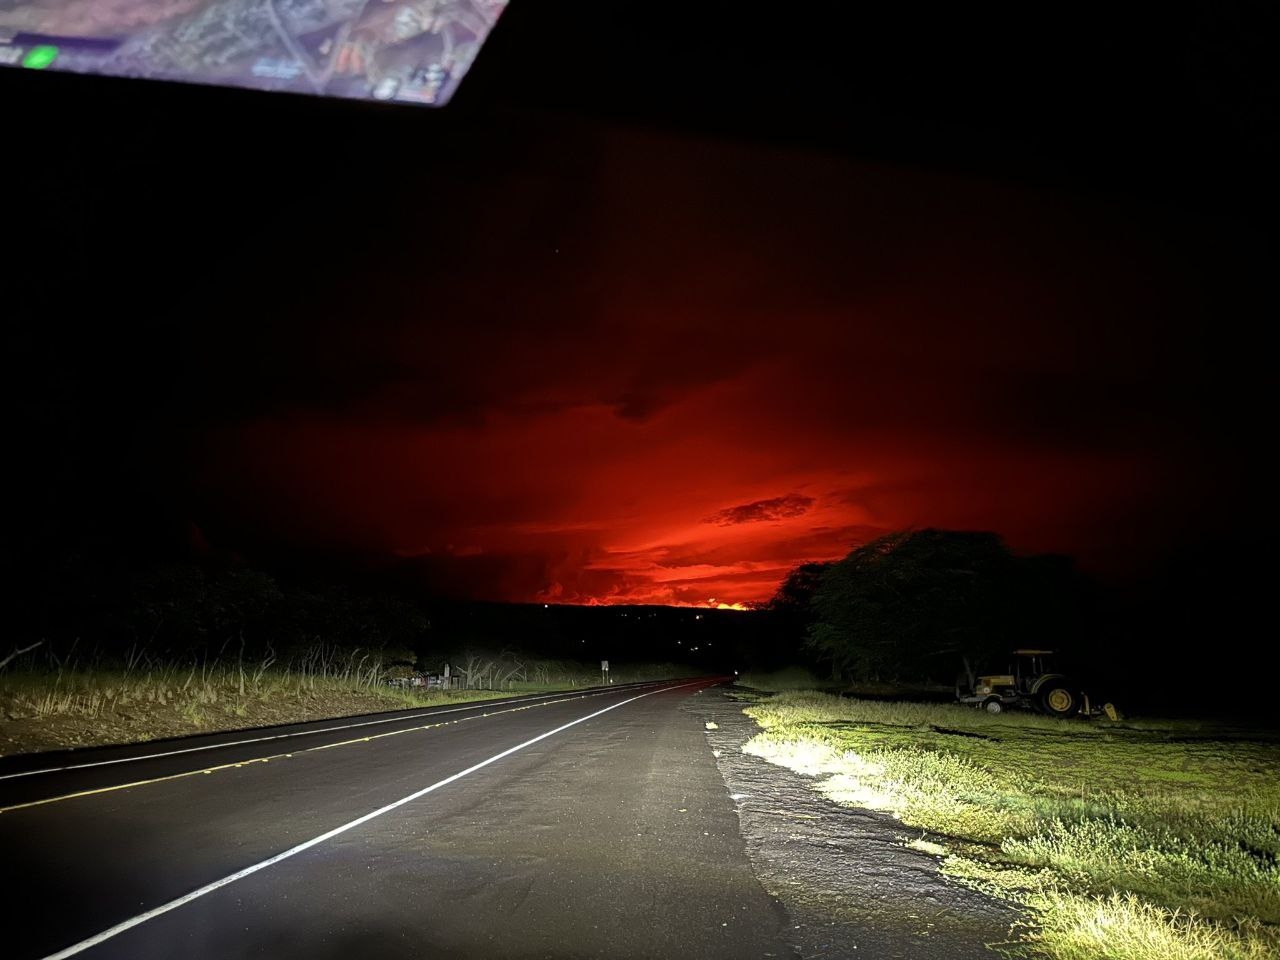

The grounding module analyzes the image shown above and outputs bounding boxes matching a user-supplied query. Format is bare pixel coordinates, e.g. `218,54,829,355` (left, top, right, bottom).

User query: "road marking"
0,681,673,782
0,684,674,814
40,680,705,960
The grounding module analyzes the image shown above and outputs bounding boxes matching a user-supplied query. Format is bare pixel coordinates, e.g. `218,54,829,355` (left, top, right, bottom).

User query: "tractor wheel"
982,697,1004,714
1038,682,1077,717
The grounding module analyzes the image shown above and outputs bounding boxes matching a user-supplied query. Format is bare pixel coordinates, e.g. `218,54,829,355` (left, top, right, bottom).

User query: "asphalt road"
0,680,796,959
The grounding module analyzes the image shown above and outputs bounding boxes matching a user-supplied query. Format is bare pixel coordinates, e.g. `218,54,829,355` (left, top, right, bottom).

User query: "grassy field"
739,667,953,700
737,667,844,692
739,689,1280,960
0,647,686,756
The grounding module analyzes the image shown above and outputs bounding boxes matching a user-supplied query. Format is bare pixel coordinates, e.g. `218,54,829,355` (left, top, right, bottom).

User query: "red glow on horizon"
205,385,1157,607
191,131,1195,607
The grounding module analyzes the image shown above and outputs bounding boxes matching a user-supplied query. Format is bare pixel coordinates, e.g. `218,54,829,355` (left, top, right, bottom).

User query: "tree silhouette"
761,561,833,667
805,529,1082,681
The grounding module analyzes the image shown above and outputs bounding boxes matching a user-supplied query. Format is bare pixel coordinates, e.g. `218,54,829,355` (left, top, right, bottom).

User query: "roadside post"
601,659,610,685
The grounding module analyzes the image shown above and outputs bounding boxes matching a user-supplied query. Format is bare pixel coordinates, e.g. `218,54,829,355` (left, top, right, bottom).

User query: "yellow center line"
0,692,608,814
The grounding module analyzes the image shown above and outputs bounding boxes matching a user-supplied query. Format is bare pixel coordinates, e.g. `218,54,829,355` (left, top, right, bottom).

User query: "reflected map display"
0,0,506,105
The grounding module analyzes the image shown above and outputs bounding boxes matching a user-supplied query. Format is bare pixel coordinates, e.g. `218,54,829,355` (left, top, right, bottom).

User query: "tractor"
957,649,1115,718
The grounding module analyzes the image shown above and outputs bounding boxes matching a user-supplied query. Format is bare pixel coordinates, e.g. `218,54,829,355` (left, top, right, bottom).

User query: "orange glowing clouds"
202,362,1160,606
188,126,1228,606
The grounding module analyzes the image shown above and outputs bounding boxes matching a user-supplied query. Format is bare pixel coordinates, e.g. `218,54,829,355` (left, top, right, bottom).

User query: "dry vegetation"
0,644,684,756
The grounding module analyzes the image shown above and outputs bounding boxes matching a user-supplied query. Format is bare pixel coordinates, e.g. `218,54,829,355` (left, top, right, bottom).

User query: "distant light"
734,670,739,675
544,604,549,609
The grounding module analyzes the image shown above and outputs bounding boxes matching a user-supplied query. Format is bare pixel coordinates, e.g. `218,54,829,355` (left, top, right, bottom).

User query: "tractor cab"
1007,649,1057,695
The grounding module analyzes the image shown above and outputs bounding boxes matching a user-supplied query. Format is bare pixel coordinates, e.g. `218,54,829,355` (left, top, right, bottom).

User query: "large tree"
805,529,1082,682
759,561,833,667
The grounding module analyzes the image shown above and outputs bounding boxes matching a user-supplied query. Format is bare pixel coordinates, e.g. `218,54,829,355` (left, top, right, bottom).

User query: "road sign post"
601,660,609,685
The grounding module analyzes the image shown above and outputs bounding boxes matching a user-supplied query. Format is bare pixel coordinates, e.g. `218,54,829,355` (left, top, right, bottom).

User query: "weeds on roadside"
741,689,1280,960
1012,892,1280,960
0,643,686,754
2,642,390,722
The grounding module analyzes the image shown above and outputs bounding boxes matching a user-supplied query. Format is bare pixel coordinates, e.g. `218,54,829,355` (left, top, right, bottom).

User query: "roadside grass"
738,667,844,692
740,690,1280,960
739,668,960,701
0,647,687,756
454,656,688,692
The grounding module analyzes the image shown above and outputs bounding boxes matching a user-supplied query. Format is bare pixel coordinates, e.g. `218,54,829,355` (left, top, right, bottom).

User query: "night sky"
6,1,1274,612
187,135,1256,607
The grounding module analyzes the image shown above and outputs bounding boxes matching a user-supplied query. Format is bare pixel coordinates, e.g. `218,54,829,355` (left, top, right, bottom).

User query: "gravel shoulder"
684,688,1019,959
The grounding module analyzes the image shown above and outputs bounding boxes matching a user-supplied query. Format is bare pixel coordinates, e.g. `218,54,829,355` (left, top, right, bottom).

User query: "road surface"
0,679,796,959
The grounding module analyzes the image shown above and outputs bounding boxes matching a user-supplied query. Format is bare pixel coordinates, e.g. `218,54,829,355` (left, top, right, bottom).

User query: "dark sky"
6,1,1274,608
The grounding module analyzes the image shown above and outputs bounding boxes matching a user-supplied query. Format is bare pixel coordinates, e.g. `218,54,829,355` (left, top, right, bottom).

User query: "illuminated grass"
0,649,686,755
741,690,1280,959
1014,892,1280,960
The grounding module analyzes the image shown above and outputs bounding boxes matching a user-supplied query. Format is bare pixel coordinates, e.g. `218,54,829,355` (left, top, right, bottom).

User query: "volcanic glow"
190,128,1212,607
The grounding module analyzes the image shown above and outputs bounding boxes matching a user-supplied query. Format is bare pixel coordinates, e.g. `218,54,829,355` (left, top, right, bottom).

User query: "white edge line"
41,679,705,960
0,680,676,781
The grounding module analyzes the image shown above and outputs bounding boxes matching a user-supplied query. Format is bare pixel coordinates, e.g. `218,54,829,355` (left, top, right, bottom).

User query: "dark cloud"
669,525,889,568
704,495,817,527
